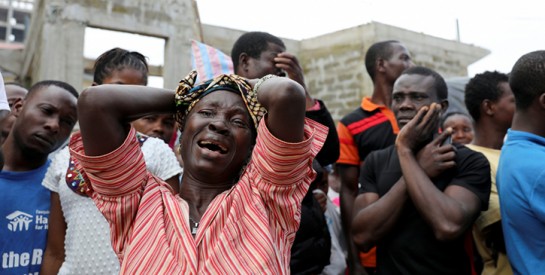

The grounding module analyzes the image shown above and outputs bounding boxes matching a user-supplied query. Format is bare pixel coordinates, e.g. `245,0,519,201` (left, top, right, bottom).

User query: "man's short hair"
400,66,448,100
231,31,285,73
365,40,400,81
464,71,509,122
26,80,79,100
509,50,545,110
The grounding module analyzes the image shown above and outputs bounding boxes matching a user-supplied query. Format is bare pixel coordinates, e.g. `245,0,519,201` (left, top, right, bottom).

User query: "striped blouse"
69,118,327,274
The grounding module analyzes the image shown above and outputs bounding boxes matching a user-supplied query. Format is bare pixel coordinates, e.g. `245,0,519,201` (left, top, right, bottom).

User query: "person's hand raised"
274,52,306,89
395,102,442,152
416,128,457,179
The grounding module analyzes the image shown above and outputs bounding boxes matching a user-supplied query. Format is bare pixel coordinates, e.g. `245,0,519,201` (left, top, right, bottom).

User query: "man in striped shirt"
69,71,327,274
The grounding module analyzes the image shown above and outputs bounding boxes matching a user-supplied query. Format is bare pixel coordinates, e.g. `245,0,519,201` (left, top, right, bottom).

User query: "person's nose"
208,118,229,136
44,116,60,134
452,129,465,140
398,96,414,111
151,121,164,135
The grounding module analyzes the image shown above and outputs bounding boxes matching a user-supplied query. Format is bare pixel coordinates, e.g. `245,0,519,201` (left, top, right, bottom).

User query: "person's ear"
440,100,449,115
482,99,494,116
11,98,23,117
377,58,386,73
239,53,251,73
91,82,98,86
539,93,545,109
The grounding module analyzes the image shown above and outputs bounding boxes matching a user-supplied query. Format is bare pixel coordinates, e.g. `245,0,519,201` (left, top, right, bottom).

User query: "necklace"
188,217,199,235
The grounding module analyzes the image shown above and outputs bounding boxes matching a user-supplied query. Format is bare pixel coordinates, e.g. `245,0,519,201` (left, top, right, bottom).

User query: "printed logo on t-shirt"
2,210,49,273
5,210,48,232
6,211,33,232
1,249,42,272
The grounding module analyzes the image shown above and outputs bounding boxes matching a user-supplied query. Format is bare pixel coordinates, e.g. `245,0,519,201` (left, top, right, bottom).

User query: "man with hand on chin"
351,66,491,274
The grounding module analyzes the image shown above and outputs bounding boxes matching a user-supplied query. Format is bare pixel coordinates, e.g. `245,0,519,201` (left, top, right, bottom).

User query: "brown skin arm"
399,148,481,240
352,130,458,250
337,164,366,274
352,178,408,252
396,103,481,241
41,192,66,275
77,85,175,156
352,104,461,251
253,77,306,142
338,164,359,232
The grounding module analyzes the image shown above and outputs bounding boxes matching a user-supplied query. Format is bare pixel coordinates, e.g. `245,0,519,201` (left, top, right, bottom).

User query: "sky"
195,0,545,77
84,0,545,87
84,27,166,87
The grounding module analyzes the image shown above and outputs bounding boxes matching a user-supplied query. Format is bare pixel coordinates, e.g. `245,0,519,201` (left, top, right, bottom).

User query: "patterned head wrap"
174,70,267,132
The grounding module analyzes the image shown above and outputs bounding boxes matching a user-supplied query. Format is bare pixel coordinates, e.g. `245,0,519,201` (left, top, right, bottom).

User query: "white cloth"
327,187,341,214
0,72,10,111
42,135,182,275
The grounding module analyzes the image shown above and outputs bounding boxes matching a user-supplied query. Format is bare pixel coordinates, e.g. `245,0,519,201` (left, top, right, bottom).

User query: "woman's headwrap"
174,70,267,132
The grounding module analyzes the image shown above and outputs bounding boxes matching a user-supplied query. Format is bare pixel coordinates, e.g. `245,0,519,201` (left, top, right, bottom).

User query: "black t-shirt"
359,144,491,275
305,99,340,166
290,187,331,274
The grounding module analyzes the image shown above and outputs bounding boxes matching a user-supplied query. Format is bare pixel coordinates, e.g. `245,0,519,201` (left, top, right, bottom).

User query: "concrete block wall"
200,24,300,71
201,22,488,121
298,27,370,120
295,22,489,121
10,2,487,123
22,0,200,90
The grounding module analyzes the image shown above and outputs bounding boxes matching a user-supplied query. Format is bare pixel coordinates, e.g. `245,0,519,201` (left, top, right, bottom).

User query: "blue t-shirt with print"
0,160,51,275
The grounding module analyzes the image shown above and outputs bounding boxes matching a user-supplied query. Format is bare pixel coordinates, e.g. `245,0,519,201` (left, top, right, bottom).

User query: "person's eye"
231,118,248,128
40,107,55,116
413,95,425,101
199,110,213,117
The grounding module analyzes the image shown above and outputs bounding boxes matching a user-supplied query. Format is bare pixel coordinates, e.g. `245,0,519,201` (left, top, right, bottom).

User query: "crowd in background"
0,30,544,275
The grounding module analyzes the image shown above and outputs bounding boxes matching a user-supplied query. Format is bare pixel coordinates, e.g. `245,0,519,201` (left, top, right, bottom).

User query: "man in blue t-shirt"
497,50,545,275
0,80,78,274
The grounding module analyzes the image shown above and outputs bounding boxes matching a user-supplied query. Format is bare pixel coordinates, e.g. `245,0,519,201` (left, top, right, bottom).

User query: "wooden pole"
192,0,205,43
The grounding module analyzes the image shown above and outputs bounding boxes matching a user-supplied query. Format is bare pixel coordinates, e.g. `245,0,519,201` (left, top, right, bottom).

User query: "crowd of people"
0,30,543,275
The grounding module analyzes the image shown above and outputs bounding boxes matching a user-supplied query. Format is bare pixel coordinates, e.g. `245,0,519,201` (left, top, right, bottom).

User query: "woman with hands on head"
69,71,327,274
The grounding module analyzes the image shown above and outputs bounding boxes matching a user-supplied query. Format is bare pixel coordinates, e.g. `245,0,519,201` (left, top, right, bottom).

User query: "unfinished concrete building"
0,0,489,120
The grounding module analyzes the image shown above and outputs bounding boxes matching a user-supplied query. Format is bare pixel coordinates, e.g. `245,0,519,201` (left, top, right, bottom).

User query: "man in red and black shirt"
336,40,413,274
